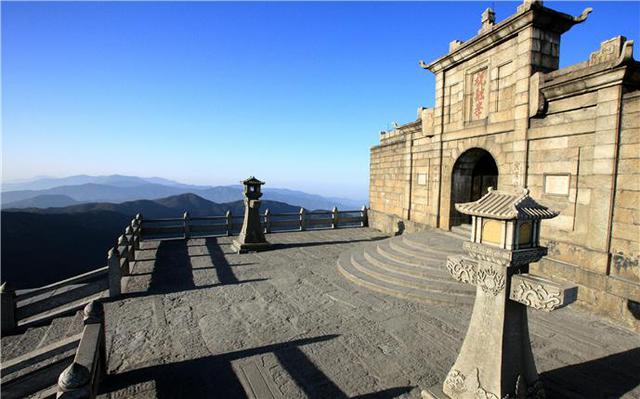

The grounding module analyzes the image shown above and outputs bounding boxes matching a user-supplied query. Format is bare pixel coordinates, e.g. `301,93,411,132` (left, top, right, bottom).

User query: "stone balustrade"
107,214,142,297
140,206,369,238
57,301,106,399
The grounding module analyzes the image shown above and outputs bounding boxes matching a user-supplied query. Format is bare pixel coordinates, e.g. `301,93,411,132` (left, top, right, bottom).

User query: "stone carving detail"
511,248,547,266
465,241,547,267
446,256,477,284
511,281,561,311
589,36,624,65
464,242,512,266
444,369,466,393
476,266,505,296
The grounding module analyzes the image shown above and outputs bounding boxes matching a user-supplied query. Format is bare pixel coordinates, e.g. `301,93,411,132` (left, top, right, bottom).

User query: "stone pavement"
100,228,640,398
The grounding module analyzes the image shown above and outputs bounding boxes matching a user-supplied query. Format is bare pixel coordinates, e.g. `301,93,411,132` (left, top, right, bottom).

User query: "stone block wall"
367,1,639,329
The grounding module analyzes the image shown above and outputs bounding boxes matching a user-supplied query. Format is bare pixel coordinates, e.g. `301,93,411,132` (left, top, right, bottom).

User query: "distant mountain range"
2,175,365,211
1,193,301,289
4,193,301,218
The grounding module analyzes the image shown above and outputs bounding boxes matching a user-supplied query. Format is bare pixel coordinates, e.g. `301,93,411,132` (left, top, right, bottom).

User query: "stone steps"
401,233,466,255
362,247,449,279
338,252,471,305
449,224,472,240
337,230,475,305
351,251,473,296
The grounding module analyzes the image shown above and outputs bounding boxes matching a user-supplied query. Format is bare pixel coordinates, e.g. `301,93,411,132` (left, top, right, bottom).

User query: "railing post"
57,301,105,399
299,208,306,231
332,206,339,229
107,248,122,297
57,363,91,398
83,301,106,381
131,219,141,250
125,226,134,262
361,205,369,227
117,235,130,276
1,282,17,333
183,211,190,240
226,210,233,236
264,208,272,234
136,213,143,241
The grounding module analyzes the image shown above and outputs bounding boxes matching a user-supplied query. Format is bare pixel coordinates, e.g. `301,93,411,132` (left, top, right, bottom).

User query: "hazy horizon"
0,173,368,201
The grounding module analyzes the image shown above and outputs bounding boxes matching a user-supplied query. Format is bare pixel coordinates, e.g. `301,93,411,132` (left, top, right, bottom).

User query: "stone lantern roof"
455,187,559,220
241,176,265,185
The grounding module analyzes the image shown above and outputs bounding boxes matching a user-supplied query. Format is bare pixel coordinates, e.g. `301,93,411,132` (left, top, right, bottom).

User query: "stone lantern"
423,187,577,399
232,177,271,253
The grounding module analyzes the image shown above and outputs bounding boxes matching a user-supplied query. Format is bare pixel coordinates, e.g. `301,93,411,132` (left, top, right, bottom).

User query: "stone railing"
107,215,142,297
139,206,369,238
57,300,106,399
1,268,108,333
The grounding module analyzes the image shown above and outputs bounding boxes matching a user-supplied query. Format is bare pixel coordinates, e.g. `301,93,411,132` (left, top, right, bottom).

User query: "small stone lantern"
423,187,578,399
232,177,271,253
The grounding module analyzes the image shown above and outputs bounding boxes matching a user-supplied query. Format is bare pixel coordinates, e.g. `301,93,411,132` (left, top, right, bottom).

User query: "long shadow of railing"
100,334,413,398
205,237,240,285
148,240,196,293
118,238,266,300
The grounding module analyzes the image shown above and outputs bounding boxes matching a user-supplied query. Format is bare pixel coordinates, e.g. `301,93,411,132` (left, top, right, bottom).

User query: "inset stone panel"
543,174,571,196
469,67,489,121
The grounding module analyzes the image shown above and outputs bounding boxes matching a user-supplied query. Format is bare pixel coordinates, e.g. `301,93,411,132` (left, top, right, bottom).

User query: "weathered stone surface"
101,229,640,398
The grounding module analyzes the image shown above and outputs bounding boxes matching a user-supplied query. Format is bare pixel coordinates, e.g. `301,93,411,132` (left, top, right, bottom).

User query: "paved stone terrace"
100,228,640,398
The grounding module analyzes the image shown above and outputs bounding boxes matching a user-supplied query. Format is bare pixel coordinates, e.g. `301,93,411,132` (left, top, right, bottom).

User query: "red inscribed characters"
472,69,487,119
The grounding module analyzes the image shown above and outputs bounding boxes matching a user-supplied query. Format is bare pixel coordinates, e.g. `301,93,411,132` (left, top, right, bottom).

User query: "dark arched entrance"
450,148,498,227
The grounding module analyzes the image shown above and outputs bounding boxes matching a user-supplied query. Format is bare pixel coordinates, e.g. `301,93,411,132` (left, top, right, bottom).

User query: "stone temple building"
368,0,640,329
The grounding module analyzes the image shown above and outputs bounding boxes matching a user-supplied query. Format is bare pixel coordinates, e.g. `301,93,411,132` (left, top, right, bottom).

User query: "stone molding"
463,241,547,266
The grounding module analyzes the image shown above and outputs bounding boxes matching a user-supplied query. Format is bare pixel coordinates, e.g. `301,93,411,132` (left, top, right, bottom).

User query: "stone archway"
450,148,498,227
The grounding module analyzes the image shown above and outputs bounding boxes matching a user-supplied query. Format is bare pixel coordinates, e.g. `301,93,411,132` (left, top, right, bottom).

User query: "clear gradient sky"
2,1,639,199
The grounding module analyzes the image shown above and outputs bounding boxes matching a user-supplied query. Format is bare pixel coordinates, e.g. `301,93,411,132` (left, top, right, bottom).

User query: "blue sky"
2,1,639,199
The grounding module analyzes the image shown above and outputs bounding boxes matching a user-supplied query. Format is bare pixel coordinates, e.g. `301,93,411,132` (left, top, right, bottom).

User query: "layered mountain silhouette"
2,174,365,210
1,193,300,289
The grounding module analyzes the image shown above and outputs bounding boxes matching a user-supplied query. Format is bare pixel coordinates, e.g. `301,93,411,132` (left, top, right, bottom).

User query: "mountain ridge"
2,175,366,211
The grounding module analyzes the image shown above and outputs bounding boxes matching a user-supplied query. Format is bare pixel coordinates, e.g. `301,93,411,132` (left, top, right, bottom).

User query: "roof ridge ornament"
573,7,593,23
479,8,496,34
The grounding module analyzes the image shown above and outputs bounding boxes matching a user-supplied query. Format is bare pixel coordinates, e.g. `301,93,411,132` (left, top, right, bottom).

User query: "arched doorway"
450,148,498,227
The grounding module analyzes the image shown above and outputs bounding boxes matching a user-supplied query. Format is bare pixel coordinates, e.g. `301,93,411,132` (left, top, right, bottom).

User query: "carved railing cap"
108,247,120,258
83,300,104,324
58,362,91,391
0,281,14,294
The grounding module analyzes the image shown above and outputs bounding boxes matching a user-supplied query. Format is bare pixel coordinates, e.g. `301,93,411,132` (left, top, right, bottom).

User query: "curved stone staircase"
337,228,476,305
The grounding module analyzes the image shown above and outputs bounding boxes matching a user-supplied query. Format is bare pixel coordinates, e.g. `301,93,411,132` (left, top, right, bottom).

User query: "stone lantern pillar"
232,176,271,253
422,187,577,399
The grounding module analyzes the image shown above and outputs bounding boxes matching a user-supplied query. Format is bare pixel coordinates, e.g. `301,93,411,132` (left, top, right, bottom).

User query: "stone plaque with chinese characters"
470,68,488,120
